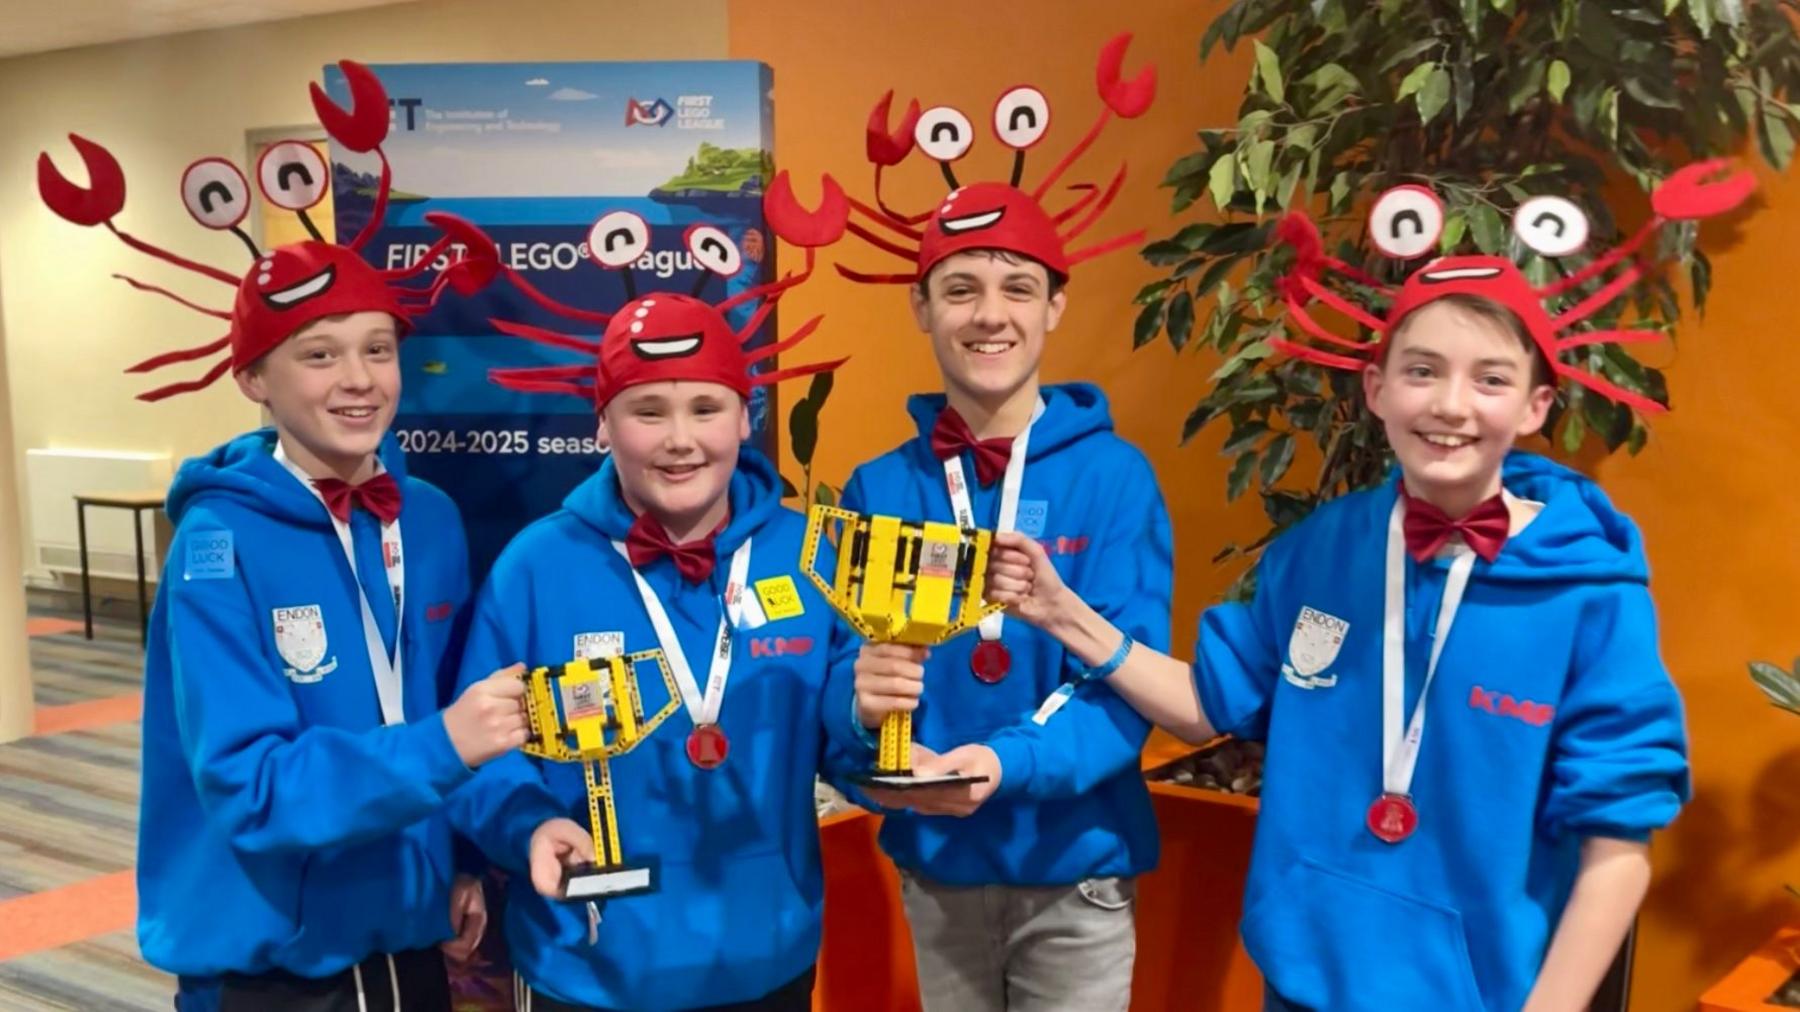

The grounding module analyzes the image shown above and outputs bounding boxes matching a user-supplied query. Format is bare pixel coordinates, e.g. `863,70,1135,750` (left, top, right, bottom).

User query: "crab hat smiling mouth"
631,333,703,359
1422,266,1502,284
939,207,1005,233
261,264,337,308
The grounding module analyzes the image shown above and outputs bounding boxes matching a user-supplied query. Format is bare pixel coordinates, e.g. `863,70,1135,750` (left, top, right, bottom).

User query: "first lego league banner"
326,61,778,583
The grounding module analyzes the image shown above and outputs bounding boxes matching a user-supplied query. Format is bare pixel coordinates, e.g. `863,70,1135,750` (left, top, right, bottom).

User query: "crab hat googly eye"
1368,185,1445,259
587,210,651,269
255,140,329,211
992,86,1051,149
684,224,742,276
1512,195,1591,257
915,106,975,162
181,158,251,230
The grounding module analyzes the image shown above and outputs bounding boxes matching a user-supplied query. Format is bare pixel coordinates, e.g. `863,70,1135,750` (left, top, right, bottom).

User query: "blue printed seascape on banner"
327,60,777,584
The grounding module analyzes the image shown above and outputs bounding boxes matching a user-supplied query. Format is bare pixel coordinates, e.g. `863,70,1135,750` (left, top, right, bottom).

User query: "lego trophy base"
561,862,654,900
849,770,991,790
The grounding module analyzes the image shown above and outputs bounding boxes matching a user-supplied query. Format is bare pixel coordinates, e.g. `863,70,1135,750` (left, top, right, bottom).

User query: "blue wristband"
1082,632,1134,682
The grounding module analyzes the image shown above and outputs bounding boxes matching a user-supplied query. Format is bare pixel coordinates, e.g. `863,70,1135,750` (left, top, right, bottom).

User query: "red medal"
1366,793,1418,843
686,724,729,770
971,640,1011,683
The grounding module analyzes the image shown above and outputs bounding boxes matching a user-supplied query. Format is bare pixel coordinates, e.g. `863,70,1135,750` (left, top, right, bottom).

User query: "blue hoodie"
830,382,1172,886
446,447,863,1010
137,428,474,978
1195,452,1689,1011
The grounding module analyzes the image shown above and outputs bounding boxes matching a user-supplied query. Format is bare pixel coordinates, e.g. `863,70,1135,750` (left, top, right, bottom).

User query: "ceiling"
0,0,412,60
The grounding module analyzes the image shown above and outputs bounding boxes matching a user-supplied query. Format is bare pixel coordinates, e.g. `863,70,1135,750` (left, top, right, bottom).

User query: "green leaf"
1547,59,1571,103
1222,419,1270,456
1242,140,1277,201
1598,87,1619,142
1560,405,1587,453
1162,149,1216,187
1750,661,1800,715
1440,211,1469,252
1260,433,1297,486
1397,60,1437,101
1468,203,1506,252
813,483,837,508
1417,67,1452,124
1762,104,1796,170
1174,222,1218,250
1690,251,1712,316
804,369,835,410
1194,257,1240,303
788,396,819,468
1380,38,1439,74
1226,450,1260,501
1329,173,1352,213
1142,239,1190,266
1689,0,1714,38
1208,155,1238,210
1507,58,1548,114
1133,300,1164,349
1168,291,1196,350
1253,40,1286,104
1211,338,1274,381
1133,278,1174,305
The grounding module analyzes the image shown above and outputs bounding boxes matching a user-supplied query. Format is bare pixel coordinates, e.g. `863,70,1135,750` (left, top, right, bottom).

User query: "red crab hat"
37,61,492,401
832,31,1156,285
477,171,851,409
1270,161,1757,414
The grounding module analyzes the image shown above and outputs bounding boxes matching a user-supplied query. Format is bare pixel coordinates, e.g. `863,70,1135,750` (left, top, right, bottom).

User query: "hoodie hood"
561,444,784,554
1386,450,1647,586
165,427,409,528
905,382,1114,462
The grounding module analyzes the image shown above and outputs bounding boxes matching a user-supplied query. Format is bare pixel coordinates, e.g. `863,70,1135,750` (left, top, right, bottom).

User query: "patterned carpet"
0,606,175,1011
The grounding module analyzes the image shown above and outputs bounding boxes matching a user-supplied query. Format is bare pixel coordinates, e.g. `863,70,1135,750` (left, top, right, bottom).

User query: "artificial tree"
1138,0,1800,594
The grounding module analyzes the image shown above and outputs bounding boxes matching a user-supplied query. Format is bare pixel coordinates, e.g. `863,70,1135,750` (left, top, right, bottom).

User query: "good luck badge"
273,604,337,683
1283,606,1346,690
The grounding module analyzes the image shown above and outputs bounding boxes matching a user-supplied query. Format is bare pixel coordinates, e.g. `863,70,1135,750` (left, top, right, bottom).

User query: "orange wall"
733,1,1800,1009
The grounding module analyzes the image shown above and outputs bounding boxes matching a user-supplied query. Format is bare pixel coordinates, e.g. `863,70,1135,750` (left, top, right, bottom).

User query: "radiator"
25,448,173,582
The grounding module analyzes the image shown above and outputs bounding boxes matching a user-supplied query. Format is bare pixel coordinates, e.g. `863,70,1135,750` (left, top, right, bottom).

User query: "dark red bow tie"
1401,487,1510,563
626,514,720,584
313,473,401,524
931,407,1014,486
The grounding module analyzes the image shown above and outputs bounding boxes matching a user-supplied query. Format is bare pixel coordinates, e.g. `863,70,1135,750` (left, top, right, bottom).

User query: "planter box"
1701,927,1800,1012
813,731,1263,1011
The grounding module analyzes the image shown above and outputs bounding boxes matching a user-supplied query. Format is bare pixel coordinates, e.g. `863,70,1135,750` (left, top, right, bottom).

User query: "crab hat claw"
423,211,501,295
310,59,390,154
1651,159,1757,221
1096,32,1156,119
37,134,126,227
866,91,921,167
765,171,848,248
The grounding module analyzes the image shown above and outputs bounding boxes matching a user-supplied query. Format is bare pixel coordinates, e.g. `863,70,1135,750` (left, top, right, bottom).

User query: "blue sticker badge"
1016,500,1049,538
185,530,234,581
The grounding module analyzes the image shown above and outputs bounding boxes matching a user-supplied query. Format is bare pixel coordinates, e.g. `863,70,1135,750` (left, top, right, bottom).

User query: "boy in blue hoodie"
443,178,864,1011
39,61,527,1011
825,33,1170,1012
984,173,1754,1010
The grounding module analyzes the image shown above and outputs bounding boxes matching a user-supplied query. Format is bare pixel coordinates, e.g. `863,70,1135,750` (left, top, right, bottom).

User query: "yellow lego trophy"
519,649,681,899
801,504,1004,788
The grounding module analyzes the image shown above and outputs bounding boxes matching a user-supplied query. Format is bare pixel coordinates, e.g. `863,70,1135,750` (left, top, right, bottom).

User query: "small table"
74,489,166,643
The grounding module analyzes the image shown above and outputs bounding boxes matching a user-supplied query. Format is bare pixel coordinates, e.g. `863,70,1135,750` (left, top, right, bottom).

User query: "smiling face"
910,249,1065,412
598,380,749,539
1363,297,1555,516
236,310,400,481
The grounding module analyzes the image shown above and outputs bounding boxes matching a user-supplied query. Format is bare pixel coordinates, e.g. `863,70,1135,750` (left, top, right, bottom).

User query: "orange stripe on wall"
0,870,136,962
32,693,143,736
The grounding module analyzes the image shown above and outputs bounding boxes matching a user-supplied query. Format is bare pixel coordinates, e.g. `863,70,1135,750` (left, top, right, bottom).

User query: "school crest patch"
1284,606,1347,689
273,605,337,683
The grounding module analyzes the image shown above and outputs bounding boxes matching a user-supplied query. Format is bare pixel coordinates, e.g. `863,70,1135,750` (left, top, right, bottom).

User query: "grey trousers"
899,870,1137,1012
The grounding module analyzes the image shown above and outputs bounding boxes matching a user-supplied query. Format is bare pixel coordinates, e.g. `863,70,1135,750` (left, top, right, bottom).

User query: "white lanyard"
610,537,754,727
1380,498,1477,796
276,443,406,726
941,397,1045,643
